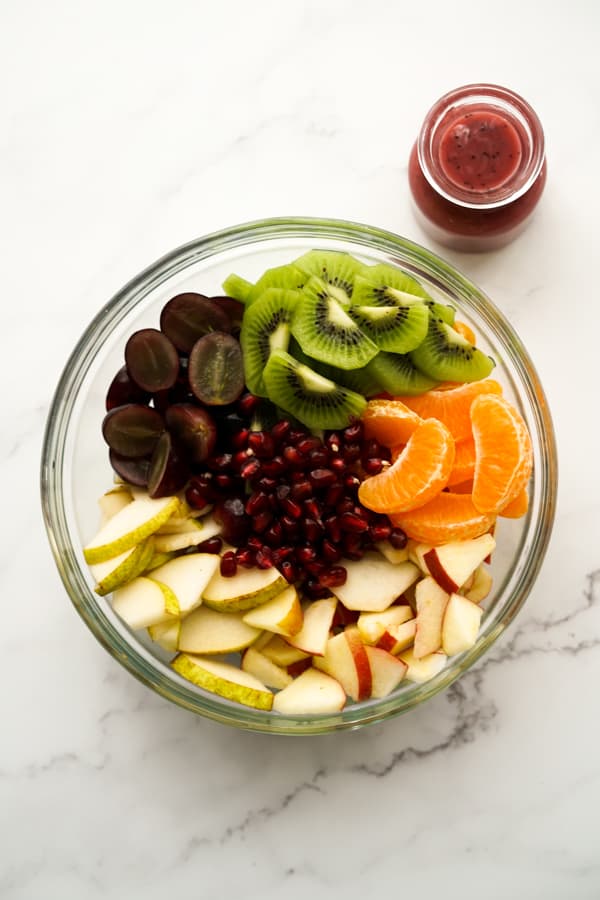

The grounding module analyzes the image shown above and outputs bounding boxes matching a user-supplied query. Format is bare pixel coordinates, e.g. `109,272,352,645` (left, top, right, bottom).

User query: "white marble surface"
2,1,599,897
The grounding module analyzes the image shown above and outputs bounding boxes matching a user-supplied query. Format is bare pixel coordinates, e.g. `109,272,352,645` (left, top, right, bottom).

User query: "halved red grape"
147,432,188,498
211,296,244,333
188,332,244,406
102,404,164,457
105,366,150,411
109,450,151,486
165,403,217,464
125,329,179,393
160,294,231,354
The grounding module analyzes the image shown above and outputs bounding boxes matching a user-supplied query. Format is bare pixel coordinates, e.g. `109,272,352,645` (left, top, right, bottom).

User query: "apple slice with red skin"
442,593,483,656
422,533,496,594
358,604,414,645
376,619,417,654
313,627,372,701
365,646,408,698
464,564,493,604
413,577,450,659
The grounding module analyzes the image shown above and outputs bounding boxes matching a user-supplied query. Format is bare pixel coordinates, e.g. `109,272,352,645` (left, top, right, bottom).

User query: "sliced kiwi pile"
227,251,495,429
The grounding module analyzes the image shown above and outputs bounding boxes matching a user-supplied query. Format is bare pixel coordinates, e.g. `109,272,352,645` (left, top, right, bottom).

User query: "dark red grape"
147,431,189,498
165,403,217,464
213,497,251,545
106,366,150,411
211,296,244,333
188,333,244,406
160,293,231,353
108,450,151,487
102,404,164,457
125,329,179,393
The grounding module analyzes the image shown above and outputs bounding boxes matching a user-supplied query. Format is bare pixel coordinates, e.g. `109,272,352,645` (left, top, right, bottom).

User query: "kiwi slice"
357,265,456,324
410,317,495,383
291,276,378,371
292,250,366,306
348,302,429,354
288,338,381,398
263,349,367,430
240,288,299,396
366,352,439,396
245,264,307,307
222,273,253,303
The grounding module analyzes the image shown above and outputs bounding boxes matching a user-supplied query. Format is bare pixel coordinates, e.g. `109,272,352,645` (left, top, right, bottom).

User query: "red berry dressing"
439,111,522,192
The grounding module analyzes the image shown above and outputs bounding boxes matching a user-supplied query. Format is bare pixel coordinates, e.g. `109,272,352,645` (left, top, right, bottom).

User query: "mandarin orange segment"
449,479,474,494
390,492,496,544
393,379,503,442
362,399,422,447
499,487,529,518
358,418,454,514
447,438,476,487
471,395,533,515
453,320,477,344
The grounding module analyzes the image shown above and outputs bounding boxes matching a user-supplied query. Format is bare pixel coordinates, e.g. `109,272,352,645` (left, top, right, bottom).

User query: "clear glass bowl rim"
40,216,557,735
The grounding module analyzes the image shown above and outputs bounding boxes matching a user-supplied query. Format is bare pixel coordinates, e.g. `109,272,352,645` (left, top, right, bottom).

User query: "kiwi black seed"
292,250,366,306
263,349,367,430
355,265,456,324
366,351,439,396
348,302,429,354
410,317,495,383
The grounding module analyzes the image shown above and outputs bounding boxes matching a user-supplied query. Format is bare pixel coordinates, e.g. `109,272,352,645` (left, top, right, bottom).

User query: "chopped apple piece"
172,654,273,710
376,618,417,654
357,605,414,645
202,565,287,612
261,635,310,667
365,646,407,698
413,577,450,659
148,619,181,652
242,585,303,636
329,553,420,612
422,534,496,594
442,593,483,656
407,539,429,572
375,541,410,564
284,596,337,656
148,554,219,615
398,648,447,683
84,495,180,564
98,487,132,525
112,576,178,629
91,538,154,596
178,606,260,654
464,564,493,604
241,647,293,690
273,668,346,714
313,627,371,701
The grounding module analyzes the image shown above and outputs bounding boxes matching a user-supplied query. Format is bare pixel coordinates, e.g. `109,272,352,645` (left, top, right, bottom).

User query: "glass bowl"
40,217,557,735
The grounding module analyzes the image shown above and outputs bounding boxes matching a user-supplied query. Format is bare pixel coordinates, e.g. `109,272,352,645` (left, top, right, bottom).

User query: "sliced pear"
284,596,337,656
112,576,178,629
148,619,181,652
91,538,154,596
157,517,204,535
98,487,133,526
84,495,180,564
272,668,346,714
242,585,303,636
329,553,420,612
178,605,261,653
241,647,293,690
375,541,410,565
172,654,273,710
260,635,311,666
144,550,176,573
202,565,287,613
149,554,219,614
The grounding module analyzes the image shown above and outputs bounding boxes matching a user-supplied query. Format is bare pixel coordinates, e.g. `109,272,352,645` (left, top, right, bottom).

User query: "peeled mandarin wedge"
447,438,476,487
452,320,477,344
390,492,496,544
471,395,533,515
362,399,422,447
358,418,455,514
499,487,529,518
393,379,503,442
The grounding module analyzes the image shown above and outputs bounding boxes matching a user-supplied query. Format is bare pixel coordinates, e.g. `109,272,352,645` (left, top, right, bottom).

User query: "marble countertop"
3,1,599,897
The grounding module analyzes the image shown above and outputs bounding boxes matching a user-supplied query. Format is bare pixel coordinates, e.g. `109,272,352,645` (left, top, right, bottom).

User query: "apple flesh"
442,593,483,656
422,534,496,594
376,618,417,655
357,605,414,645
272,668,346,714
413,576,450,659
365,646,407,698
284,596,337,656
241,647,293,690
242,585,303,637
313,627,372,701
260,635,311,667
375,541,410,565
398,648,447,683
464,564,493,604
329,553,420,612
172,654,273,710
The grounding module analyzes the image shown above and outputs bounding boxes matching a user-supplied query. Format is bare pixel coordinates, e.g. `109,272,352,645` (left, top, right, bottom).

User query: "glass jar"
408,84,547,252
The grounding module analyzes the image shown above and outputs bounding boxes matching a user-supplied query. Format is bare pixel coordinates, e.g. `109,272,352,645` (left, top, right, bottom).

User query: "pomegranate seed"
319,566,347,588
186,485,209,509
305,559,326,576
309,468,336,489
282,516,300,539
303,517,325,542
235,548,256,568
231,428,250,450
343,473,361,491
288,428,307,445
296,545,317,564
322,539,341,563
248,431,276,459
232,449,251,470
196,536,223,554
325,483,344,507
290,470,306,483
343,443,361,462
264,521,283,547
276,484,291,503
283,446,304,467
240,458,261,479
281,496,302,519
268,494,278,511
363,457,383,475
330,456,346,475
336,498,355,515
215,473,235,490
256,547,274,569
325,515,342,543
272,546,295,564
343,533,364,560
245,490,269,516
220,551,237,577
257,476,278,492
261,455,286,477
389,528,408,549
308,448,329,467
369,523,392,542
280,560,297,584
247,535,263,551
362,439,382,458
340,512,369,534
209,453,233,472
237,392,259,416
303,578,332,599
291,479,313,501
252,510,273,533
303,498,322,520
343,421,364,443
326,433,341,453
296,436,321,454
271,420,291,444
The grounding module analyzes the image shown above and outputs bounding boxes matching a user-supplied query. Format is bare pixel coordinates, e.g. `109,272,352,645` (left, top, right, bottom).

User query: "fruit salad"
84,251,532,714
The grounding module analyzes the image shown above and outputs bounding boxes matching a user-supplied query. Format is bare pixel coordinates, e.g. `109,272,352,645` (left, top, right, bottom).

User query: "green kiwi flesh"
288,338,381,398
263,350,367,430
222,273,253,303
245,264,307,307
348,302,429,354
410,317,495,383
357,265,455,324
366,352,439,395
293,250,366,306
240,288,299,396
291,276,378,371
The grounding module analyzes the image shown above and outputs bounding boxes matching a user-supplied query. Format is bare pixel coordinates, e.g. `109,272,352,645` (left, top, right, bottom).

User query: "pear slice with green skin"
92,538,155,596
202,565,287,613
241,647,293,690
153,514,222,553
172,654,273,710
157,516,204,536
144,550,176,573
111,576,179,629
149,554,220,615
84,495,180,564
178,606,261,654
242,585,303,637
148,619,181,652
98,486,133,526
